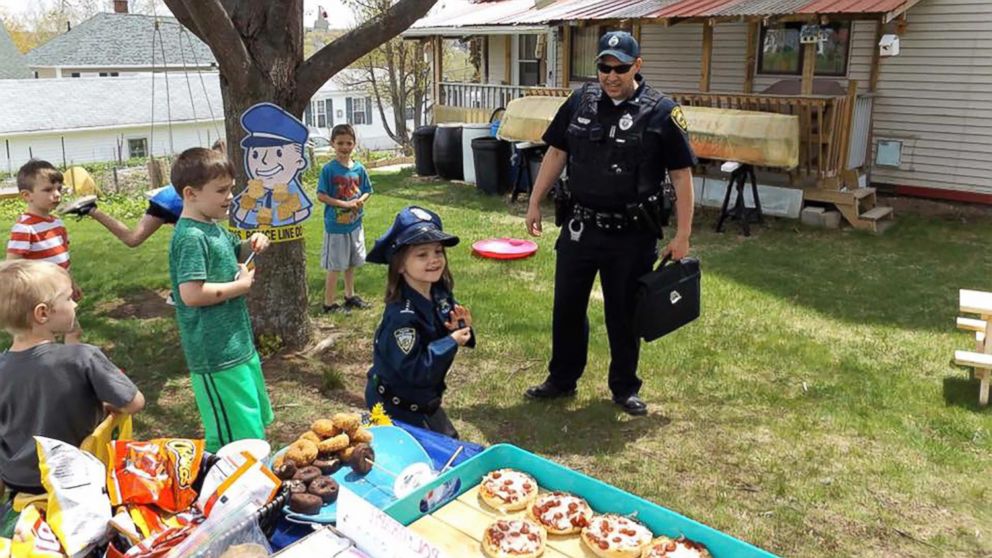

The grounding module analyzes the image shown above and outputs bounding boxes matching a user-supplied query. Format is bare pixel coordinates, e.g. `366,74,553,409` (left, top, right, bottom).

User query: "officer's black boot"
524,380,577,400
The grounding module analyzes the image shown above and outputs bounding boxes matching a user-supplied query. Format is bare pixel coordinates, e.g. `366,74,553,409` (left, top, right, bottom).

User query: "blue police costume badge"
394,327,417,354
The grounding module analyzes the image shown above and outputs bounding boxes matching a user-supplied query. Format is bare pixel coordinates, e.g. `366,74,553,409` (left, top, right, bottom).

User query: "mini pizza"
641,536,712,558
581,514,654,558
482,519,547,558
479,469,539,511
527,491,593,535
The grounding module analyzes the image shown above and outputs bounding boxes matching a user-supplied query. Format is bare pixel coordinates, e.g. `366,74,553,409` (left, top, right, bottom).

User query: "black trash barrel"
433,124,463,181
471,137,512,195
412,125,437,176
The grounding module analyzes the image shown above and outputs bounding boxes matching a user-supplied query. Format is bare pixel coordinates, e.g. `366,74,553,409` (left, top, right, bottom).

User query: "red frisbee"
472,238,539,260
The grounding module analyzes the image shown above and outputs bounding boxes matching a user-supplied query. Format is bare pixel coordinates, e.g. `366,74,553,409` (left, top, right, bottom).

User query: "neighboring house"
0,74,224,173
406,0,992,227
23,11,216,79
304,70,416,152
0,23,31,79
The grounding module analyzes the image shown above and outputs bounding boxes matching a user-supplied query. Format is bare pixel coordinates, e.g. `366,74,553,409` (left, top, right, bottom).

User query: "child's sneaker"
344,296,371,310
322,303,349,314
59,195,98,218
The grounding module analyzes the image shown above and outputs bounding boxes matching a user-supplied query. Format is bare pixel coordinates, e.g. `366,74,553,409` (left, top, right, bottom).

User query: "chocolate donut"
286,479,308,494
308,476,340,504
292,465,322,484
288,492,323,515
349,443,375,475
273,460,297,480
313,458,342,475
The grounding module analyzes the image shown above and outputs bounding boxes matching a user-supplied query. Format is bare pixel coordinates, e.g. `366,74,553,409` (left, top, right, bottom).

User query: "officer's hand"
525,204,542,237
249,232,270,253
661,234,690,261
445,305,473,330
450,327,472,346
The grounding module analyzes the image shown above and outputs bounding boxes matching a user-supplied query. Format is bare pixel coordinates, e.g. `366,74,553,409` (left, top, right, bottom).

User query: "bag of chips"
36,436,111,557
10,505,63,557
107,439,205,514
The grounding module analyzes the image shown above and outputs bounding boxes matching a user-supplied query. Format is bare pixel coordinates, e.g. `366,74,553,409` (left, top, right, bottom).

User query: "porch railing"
439,82,571,113
670,89,873,180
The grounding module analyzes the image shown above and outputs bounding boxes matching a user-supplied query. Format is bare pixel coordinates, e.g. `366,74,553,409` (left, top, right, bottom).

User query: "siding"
487,36,509,84
639,23,703,93
870,0,992,195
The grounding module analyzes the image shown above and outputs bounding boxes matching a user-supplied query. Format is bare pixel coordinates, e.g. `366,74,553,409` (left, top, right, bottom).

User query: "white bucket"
461,123,491,184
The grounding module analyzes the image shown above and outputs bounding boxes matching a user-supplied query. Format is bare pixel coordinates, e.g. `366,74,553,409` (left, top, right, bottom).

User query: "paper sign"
337,486,452,558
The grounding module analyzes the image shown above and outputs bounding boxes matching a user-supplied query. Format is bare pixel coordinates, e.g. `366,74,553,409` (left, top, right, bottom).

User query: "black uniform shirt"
542,75,696,173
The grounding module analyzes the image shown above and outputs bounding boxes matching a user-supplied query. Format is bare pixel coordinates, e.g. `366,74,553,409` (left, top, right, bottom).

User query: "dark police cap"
596,31,640,64
366,206,459,264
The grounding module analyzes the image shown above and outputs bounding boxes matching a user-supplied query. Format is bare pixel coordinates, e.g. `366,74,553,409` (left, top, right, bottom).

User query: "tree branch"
163,0,253,90
296,0,438,103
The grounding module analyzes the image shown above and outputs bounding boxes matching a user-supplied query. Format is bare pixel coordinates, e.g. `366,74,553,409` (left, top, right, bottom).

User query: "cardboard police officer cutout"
231,103,313,241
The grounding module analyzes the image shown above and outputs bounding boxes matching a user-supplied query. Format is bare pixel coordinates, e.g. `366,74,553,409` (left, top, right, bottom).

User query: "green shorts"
190,352,274,453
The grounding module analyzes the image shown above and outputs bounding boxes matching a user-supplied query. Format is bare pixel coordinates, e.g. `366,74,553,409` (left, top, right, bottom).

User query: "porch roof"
404,0,918,35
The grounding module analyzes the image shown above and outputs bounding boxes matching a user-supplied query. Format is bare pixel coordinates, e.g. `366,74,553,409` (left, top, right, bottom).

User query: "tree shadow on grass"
457,399,671,457
942,375,992,413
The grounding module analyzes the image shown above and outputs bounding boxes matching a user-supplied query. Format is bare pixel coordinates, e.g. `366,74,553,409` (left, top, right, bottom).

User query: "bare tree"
162,0,437,347
337,0,431,154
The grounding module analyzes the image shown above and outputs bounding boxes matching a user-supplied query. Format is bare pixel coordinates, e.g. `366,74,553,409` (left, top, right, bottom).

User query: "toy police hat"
596,31,640,64
240,103,310,148
367,206,459,264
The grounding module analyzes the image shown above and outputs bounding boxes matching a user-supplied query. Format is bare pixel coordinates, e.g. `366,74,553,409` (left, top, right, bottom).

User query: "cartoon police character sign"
231,103,313,230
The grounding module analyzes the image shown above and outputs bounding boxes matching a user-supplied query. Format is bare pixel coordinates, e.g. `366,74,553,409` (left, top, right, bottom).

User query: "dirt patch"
96,289,173,320
880,193,992,221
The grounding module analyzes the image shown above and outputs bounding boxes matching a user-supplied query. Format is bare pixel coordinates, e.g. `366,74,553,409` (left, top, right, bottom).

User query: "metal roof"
24,13,215,69
404,0,918,33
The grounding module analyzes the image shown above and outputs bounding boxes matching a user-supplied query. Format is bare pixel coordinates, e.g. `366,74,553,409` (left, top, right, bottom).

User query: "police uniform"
234,103,313,228
533,32,695,409
364,207,475,438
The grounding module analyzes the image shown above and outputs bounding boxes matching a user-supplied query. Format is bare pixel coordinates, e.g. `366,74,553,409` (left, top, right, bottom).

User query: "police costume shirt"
369,282,475,407
542,76,696,210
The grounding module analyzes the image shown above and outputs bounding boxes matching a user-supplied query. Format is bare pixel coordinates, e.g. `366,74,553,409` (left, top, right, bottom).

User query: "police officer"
523,31,696,415
364,207,475,438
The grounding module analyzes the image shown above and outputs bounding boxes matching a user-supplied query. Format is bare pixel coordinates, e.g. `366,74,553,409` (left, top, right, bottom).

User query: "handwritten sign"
337,486,451,558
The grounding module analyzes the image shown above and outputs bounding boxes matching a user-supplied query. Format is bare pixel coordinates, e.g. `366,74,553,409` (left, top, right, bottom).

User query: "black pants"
547,224,658,399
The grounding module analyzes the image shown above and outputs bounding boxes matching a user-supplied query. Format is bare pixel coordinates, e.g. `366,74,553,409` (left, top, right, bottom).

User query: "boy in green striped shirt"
168,147,273,452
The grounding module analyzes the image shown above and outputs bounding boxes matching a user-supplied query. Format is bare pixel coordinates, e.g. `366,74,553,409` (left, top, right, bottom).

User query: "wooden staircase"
803,187,894,232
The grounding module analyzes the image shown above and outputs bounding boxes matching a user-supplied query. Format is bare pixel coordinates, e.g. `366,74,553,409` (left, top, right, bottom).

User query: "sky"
0,0,356,27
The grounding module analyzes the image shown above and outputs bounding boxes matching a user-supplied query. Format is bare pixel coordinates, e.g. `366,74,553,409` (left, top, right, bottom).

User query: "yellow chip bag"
36,437,110,557
11,506,63,557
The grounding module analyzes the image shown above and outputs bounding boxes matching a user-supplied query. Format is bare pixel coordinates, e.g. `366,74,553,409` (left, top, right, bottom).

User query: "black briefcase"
634,256,701,342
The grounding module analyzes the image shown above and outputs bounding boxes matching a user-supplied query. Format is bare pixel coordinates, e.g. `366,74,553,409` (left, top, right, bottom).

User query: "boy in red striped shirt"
6,160,82,343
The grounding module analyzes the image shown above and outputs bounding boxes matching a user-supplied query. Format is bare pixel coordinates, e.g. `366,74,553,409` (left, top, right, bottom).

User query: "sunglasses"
597,63,633,75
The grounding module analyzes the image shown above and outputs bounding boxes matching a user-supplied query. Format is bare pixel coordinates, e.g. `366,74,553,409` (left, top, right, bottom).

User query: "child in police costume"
364,206,474,438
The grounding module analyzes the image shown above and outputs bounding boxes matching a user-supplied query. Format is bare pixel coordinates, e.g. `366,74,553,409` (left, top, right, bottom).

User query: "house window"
569,25,632,81
757,22,851,76
110,72,119,77
70,72,80,78
127,138,148,159
518,34,541,86
304,104,313,127
346,97,373,125
325,98,334,128
315,99,327,128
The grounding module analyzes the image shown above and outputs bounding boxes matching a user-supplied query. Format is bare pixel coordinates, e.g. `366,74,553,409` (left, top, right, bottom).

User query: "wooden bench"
954,350,992,405
956,317,987,349
957,289,992,405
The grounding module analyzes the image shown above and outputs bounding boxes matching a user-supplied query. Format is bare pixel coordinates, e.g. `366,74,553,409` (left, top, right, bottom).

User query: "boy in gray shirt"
0,260,144,507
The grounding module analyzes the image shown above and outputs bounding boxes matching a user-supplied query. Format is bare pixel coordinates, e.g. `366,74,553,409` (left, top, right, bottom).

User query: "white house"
0,73,223,173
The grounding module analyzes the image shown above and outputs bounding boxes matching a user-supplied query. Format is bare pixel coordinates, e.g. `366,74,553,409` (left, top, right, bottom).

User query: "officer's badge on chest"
619,113,634,131
394,327,417,354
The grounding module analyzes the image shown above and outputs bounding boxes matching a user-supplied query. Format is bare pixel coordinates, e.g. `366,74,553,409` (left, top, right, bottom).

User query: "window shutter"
346,97,353,123
365,97,373,124
325,98,334,127
304,104,313,127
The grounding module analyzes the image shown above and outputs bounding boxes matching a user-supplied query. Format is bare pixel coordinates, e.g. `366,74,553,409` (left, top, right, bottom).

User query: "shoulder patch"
394,327,417,355
670,106,689,132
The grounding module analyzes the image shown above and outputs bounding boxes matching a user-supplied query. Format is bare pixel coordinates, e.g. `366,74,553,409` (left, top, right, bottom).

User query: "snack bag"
10,506,63,557
195,452,280,518
0,537,9,558
107,439,205,514
35,437,111,557
126,506,200,540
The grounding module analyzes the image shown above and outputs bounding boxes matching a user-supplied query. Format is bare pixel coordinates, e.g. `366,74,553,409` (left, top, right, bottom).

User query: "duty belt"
372,375,441,415
571,202,632,232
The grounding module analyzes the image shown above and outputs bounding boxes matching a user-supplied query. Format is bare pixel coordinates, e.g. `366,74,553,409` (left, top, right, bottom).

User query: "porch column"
504,35,512,84
744,20,758,94
800,39,816,95
432,36,443,110
700,20,713,92
562,25,572,88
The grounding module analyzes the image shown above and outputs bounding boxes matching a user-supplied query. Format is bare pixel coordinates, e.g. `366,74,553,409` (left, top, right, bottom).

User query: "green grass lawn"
2,171,991,557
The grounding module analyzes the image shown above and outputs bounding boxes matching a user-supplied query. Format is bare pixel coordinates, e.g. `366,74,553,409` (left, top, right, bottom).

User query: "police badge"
608,34,620,48
619,113,634,131
670,106,689,132
394,327,417,354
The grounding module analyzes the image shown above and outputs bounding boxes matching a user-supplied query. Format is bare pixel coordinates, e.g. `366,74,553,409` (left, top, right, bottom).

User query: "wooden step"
954,350,992,369
851,188,875,199
957,317,987,332
860,206,893,221
960,289,992,315
804,187,876,206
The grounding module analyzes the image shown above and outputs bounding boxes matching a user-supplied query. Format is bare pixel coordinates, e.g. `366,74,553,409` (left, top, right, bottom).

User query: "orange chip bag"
107,439,205,514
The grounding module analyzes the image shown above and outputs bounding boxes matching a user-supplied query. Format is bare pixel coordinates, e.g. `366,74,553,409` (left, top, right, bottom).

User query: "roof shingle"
0,23,31,79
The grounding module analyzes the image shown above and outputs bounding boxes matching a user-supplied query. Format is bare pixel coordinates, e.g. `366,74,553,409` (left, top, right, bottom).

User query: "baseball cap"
596,31,640,64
